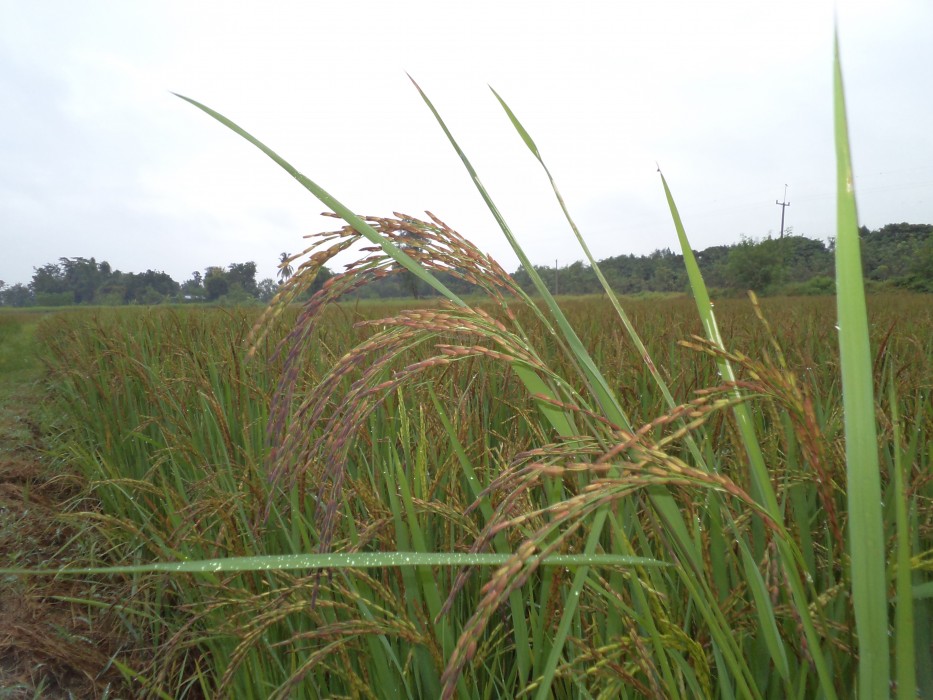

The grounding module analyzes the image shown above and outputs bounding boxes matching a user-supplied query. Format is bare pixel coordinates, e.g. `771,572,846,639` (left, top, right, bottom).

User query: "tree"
305,266,334,298
27,257,118,305
181,271,206,301
257,278,278,302
907,235,933,292
58,257,104,304
0,283,33,307
121,270,178,304
726,237,782,292
694,245,731,289
278,253,294,284
226,262,258,298
138,286,165,305
779,236,833,282
861,223,933,283
395,230,432,299
204,267,229,301
31,262,67,297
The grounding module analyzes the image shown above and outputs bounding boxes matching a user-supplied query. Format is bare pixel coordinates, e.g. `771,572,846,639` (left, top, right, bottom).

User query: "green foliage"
861,222,933,283
257,277,278,302
2,258,287,307
225,261,259,297
3,224,929,307
20,257,182,306
203,266,230,300
350,226,927,299
833,40,889,696
0,311,42,383
28,292,933,698
7,31,933,700
202,262,267,304
34,290,75,306
726,236,784,292
906,233,933,291
0,282,33,307
782,274,835,296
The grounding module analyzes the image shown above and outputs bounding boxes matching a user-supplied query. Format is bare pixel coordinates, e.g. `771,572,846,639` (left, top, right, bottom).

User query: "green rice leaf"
173,93,465,307
659,169,837,699
492,88,765,696
832,32,890,698
738,540,790,680
890,372,916,699
491,87,540,156
0,552,667,576
490,88,702,463
408,76,630,433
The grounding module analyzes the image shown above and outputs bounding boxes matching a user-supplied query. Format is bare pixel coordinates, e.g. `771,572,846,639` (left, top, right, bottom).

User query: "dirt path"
0,377,133,698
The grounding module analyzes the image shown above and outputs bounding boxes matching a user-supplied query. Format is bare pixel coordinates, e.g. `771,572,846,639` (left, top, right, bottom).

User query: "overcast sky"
2,1,931,287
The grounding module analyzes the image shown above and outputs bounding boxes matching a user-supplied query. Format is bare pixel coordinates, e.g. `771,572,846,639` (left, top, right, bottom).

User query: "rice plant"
4,33,932,699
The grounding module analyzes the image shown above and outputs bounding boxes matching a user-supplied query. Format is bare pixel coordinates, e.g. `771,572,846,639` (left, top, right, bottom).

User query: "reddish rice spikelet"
258,213,555,554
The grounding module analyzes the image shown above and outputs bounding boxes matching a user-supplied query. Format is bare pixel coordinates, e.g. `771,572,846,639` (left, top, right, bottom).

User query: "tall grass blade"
832,33,891,697
407,76,630,432
428,386,532,685
409,81,646,695
658,172,835,695
889,373,916,700
488,86,774,697
0,552,667,576
490,88,706,464
172,94,465,306
737,539,790,680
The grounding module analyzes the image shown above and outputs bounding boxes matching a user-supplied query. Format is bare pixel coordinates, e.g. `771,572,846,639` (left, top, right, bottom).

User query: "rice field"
3,35,931,700
21,287,931,698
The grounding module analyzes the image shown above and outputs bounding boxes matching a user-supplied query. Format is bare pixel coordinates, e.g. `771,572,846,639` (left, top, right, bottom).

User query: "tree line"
1,223,930,307
0,255,333,308
366,222,933,299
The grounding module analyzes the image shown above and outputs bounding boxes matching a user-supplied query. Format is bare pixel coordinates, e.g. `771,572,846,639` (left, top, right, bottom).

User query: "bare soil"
0,379,136,698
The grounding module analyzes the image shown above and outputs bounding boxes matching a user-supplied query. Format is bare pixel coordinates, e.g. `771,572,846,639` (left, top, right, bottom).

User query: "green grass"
9,291,929,698
0,310,45,386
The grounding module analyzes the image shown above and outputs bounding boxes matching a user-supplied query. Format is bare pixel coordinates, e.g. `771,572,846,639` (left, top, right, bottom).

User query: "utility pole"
554,259,559,296
776,185,790,239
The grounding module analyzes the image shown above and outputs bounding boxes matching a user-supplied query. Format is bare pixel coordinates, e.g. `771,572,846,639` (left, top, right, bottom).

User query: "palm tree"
277,252,294,284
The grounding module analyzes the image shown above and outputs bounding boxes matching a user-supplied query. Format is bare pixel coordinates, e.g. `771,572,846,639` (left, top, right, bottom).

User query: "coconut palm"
277,252,294,284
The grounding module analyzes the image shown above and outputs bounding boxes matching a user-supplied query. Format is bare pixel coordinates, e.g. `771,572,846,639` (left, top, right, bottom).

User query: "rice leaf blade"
889,372,916,699
0,552,667,576
490,87,711,470
833,32,890,698
172,93,464,306
658,170,838,699
408,76,630,432
738,540,790,681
